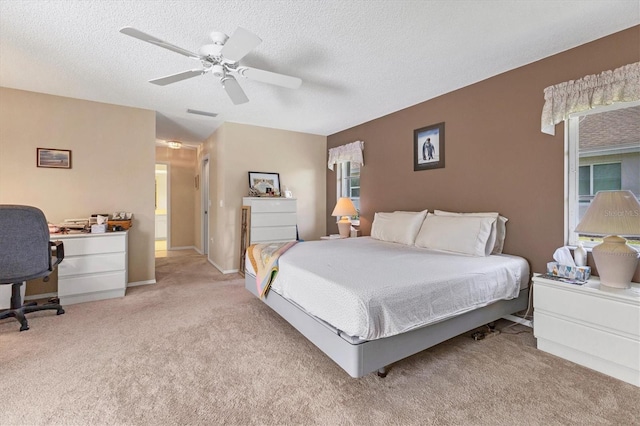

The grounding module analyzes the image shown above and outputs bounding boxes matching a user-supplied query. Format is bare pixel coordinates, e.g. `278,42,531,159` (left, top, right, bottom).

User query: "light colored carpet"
1,252,638,425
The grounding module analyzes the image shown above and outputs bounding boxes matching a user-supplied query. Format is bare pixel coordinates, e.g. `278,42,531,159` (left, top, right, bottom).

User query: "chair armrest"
50,240,64,270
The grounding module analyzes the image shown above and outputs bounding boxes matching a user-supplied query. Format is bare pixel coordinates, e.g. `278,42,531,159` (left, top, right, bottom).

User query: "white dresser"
533,274,640,386
242,197,297,244
53,231,128,305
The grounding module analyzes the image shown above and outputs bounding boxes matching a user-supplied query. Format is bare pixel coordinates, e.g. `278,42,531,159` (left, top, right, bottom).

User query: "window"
337,161,360,223
566,101,640,246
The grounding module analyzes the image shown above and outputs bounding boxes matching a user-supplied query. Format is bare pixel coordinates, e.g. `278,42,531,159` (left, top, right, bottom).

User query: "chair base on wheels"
0,282,64,331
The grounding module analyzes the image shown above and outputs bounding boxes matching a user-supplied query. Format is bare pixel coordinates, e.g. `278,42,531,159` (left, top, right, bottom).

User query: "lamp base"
592,236,639,289
337,218,351,239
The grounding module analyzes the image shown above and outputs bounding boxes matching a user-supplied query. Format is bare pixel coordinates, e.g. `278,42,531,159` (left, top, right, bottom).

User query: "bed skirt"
245,272,529,378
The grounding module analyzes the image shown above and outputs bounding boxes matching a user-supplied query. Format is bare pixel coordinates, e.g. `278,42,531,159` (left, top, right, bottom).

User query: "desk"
52,231,128,305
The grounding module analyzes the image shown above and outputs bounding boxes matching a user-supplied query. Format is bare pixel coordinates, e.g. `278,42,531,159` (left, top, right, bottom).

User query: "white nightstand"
533,274,640,387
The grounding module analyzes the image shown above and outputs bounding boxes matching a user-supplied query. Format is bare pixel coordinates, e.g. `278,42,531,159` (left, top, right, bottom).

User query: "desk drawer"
58,271,126,297
58,253,125,277
56,234,126,256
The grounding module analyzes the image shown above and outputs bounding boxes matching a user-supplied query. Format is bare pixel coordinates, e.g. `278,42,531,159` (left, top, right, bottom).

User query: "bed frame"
245,273,529,378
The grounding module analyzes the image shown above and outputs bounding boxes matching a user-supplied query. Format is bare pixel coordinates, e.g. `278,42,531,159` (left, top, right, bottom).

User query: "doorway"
155,163,169,251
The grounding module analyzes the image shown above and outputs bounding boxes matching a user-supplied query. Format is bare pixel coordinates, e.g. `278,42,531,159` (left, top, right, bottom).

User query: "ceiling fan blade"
238,67,302,89
221,76,249,105
220,27,262,62
149,69,204,86
120,27,200,59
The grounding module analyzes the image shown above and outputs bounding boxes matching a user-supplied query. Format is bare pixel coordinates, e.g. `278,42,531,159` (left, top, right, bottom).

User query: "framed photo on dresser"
248,171,281,196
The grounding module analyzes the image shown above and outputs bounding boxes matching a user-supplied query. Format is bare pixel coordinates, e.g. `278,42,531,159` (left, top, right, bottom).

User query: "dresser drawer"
248,199,297,213
251,212,297,227
534,282,640,338
251,226,297,243
56,234,126,256
58,253,126,277
58,271,126,297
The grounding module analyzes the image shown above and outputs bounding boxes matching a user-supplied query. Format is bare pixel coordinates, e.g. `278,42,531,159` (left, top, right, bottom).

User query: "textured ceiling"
1,1,638,144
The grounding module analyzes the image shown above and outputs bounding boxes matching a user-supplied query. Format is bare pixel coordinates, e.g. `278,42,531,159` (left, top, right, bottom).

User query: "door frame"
201,155,210,255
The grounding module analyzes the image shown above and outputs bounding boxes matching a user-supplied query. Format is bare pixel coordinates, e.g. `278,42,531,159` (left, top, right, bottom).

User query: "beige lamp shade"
575,190,640,288
332,197,358,238
332,197,358,218
575,190,640,236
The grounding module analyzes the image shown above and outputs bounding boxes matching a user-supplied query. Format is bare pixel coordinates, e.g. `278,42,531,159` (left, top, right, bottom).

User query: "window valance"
328,140,364,171
541,62,640,135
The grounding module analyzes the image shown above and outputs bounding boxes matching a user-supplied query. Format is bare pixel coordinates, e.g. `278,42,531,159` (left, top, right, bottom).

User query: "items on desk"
50,212,133,234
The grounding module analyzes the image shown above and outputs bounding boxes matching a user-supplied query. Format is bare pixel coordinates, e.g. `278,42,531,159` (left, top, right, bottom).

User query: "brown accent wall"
327,26,640,279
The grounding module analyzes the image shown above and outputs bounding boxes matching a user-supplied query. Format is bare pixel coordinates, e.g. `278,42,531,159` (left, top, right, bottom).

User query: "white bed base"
245,273,529,378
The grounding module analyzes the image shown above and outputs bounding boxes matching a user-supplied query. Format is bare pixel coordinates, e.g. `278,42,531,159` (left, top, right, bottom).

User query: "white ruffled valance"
541,62,640,135
328,140,364,171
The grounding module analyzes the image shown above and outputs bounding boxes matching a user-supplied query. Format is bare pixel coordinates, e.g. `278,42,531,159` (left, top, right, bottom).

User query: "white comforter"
269,237,529,341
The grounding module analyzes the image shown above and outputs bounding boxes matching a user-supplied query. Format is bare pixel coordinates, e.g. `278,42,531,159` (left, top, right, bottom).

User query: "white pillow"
370,210,428,246
414,214,497,256
433,210,508,254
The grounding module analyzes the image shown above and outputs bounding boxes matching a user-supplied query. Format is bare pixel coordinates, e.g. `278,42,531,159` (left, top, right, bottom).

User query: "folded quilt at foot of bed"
247,241,297,298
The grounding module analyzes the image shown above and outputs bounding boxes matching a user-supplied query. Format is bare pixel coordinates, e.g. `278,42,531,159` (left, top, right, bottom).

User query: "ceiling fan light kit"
120,26,302,105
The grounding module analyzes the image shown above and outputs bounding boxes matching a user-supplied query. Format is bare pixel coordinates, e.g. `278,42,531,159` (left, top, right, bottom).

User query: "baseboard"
207,258,239,275
24,292,58,301
169,245,197,251
502,314,533,328
127,279,156,288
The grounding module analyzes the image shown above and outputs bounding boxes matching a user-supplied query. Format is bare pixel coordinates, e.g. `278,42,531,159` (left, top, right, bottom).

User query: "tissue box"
91,224,107,234
546,262,591,281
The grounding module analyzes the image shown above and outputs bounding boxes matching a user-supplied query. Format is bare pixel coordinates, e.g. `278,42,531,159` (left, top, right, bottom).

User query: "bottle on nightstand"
574,242,587,267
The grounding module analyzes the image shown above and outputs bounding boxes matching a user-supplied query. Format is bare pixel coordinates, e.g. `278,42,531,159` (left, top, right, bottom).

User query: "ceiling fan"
119,26,302,105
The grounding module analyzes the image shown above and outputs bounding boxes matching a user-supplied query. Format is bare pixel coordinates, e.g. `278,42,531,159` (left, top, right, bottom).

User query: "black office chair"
0,205,65,331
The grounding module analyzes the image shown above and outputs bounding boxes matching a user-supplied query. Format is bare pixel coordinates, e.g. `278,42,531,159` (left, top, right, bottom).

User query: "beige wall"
0,87,156,284
199,122,327,272
327,26,640,280
156,146,197,248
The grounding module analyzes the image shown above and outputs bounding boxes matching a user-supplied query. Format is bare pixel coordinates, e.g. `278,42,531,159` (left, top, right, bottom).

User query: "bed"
245,210,530,378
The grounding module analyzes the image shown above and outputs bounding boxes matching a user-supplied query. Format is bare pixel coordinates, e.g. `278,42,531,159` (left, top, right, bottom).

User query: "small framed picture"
37,148,72,169
248,171,281,196
414,122,445,171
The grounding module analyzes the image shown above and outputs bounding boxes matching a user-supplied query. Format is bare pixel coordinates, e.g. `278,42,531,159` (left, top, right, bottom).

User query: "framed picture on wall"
414,122,445,171
248,171,281,196
37,148,72,169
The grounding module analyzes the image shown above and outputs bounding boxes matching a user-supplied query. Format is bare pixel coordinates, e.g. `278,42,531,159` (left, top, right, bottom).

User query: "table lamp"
575,190,640,289
332,197,358,238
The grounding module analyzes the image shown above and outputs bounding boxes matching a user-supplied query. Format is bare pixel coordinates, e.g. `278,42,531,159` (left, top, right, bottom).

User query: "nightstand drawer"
534,282,640,338
535,312,640,372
